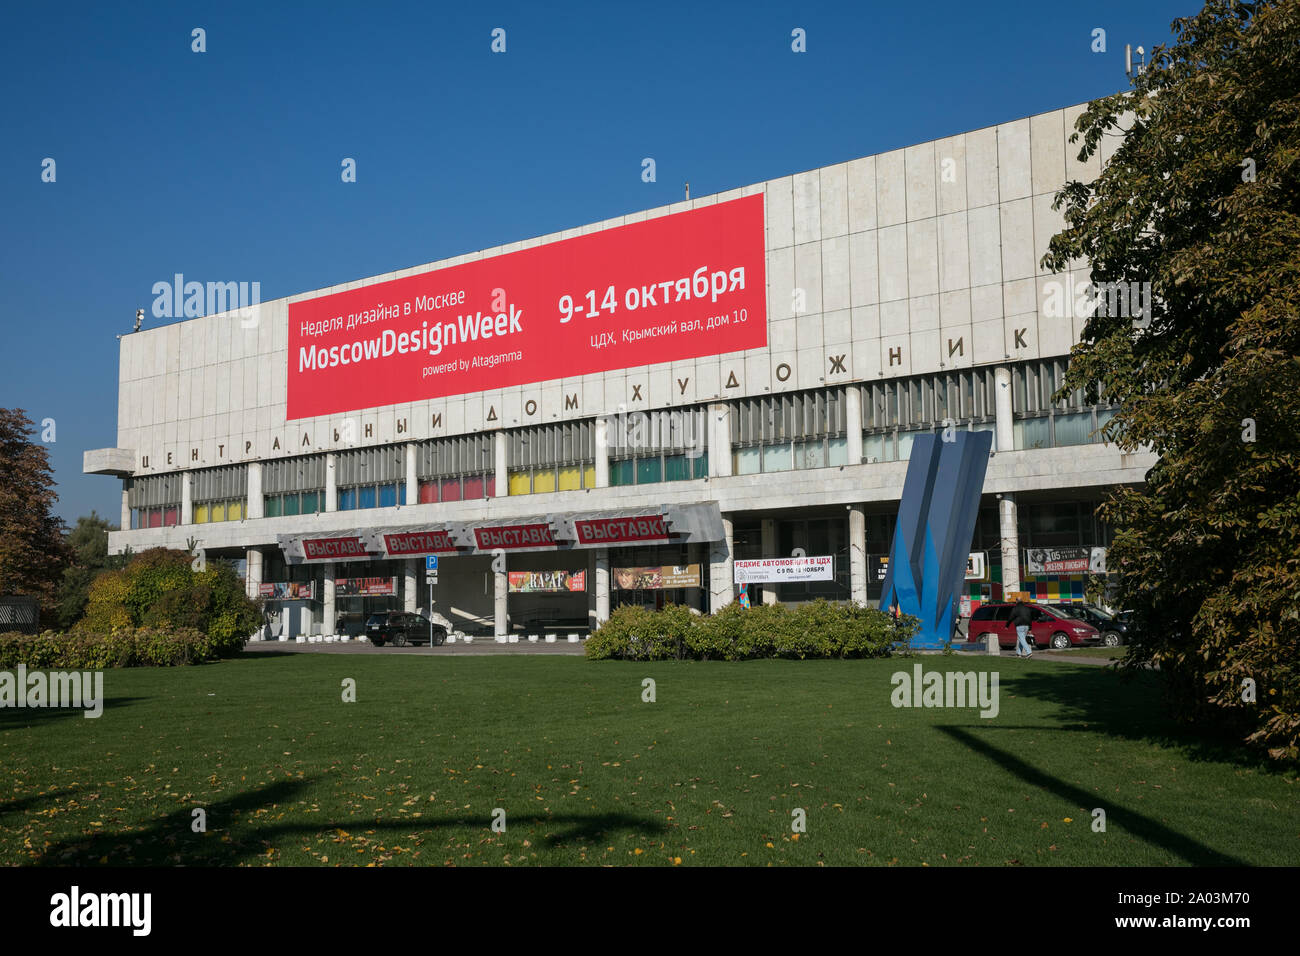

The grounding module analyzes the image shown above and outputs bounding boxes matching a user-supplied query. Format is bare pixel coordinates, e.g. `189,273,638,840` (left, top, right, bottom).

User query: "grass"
2,651,1295,866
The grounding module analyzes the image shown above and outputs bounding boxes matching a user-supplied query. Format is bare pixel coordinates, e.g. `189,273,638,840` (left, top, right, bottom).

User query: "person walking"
1009,597,1034,658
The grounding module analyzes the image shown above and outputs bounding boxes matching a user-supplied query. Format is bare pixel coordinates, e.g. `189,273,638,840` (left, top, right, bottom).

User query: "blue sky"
0,0,1194,526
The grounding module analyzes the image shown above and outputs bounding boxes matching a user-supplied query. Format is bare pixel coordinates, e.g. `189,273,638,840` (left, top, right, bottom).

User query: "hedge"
585,599,915,661
0,626,246,669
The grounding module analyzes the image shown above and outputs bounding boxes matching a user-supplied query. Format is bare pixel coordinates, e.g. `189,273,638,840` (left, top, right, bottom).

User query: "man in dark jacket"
1009,597,1034,658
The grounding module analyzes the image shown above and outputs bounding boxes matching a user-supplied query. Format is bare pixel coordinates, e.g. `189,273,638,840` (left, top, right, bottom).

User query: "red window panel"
418,480,439,504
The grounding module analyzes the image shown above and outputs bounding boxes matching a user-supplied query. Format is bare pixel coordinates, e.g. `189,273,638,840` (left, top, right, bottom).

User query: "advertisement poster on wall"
288,195,768,419
1025,547,1108,575
508,571,587,593
259,582,316,601
734,556,834,584
335,577,397,597
612,565,701,590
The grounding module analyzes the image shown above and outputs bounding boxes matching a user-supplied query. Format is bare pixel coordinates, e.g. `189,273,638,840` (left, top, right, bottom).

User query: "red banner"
287,195,767,419
474,524,556,550
302,537,368,560
382,531,457,556
574,515,669,545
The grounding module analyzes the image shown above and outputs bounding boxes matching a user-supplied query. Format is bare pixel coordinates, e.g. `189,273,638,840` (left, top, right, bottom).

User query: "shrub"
0,627,216,669
587,599,908,661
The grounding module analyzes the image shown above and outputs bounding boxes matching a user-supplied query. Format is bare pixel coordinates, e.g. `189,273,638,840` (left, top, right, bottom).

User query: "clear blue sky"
0,0,1194,527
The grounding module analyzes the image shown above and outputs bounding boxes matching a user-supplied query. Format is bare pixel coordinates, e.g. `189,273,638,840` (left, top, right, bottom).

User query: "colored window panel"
609,460,634,486
557,467,581,491
827,437,848,466
508,472,531,496
441,478,462,501
582,466,595,488
762,442,792,472
301,491,319,513
264,495,282,518
1054,412,1093,447
735,447,760,475
283,493,301,516
338,488,357,511
533,469,557,494
227,501,243,521
358,486,377,510
164,506,179,527
663,455,690,481
797,439,826,470
693,453,708,478
463,475,484,499
193,504,209,524
636,457,662,484
418,481,439,503
378,484,397,508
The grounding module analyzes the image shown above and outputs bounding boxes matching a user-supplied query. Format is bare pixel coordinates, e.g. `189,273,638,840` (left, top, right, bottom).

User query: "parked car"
965,602,1101,650
1045,603,1129,647
366,611,446,647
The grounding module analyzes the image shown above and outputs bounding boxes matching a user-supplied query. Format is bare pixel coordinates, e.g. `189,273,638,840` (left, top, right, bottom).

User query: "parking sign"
425,556,438,572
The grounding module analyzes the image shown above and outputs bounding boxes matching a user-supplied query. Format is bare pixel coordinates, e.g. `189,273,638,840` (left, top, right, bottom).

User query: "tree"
55,511,124,629
0,408,72,623
1042,0,1300,759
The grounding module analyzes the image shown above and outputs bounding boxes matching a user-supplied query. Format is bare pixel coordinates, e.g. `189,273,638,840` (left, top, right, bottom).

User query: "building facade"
85,100,1153,640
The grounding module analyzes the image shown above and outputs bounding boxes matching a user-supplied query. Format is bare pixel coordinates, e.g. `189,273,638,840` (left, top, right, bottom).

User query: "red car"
966,602,1100,650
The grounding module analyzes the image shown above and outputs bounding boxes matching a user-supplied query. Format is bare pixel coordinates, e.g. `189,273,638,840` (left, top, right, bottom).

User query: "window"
262,455,325,520
731,390,846,475
606,408,706,488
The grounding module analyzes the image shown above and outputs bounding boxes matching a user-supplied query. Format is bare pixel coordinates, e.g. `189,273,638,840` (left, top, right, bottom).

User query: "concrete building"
85,100,1153,640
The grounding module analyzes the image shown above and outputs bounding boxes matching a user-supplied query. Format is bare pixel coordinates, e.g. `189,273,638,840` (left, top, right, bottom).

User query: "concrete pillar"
493,431,508,497
121,482,131,530
708,515,735,613
325,453,337,512
999,495,1021,598
404,558,418,613
993,366,1020,598
845,386,864,464
246,462,263,520
760,518,777,605
994,367,1015,453
181,471,193,525
708,403,732,478
594,548,610,626
494,553,509,637
405,442,418,505
849,504,867,606
322,562,336,635
594,417,610,488
245,548,263,601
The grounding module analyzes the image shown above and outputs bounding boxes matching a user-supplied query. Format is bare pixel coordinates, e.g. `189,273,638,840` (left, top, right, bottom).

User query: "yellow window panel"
508,472,532,496
583,466,596,488
532,469,556,494
193,504,210,524
557,467,581,491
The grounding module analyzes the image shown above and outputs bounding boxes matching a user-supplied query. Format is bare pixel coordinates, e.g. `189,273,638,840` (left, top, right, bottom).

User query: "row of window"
609,453,709,486
508,466,597,496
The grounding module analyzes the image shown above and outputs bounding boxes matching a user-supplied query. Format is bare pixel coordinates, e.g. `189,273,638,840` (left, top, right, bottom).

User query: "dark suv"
1045,603,1128,647
366,611,446,647
966,602,1100,650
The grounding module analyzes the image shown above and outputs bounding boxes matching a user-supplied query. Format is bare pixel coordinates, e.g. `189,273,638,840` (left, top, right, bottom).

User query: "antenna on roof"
133,308,144,333
685,182,690,200
1125,44,1145,79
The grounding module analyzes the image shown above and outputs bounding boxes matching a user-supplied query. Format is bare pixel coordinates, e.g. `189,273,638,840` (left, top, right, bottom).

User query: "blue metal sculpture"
879,431,992,649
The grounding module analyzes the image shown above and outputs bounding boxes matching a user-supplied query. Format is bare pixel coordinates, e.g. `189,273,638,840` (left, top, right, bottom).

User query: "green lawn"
2,652,1294,866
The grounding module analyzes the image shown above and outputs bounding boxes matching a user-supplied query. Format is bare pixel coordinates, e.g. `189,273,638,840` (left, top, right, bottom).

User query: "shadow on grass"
30,777,667,866
939,725,1248,866
999,663,1278,771
0,696,146,728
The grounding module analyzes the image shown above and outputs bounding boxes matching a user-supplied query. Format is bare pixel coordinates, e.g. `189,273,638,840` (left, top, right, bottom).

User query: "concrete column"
994,366,1015,453
121,482,131,530
845,385,864,464
849,504,868,606
245,548,263,601
325,453,337,512
999,495,1021,598
594,417,610,488
493,431,508,497
993,366,1020,599
405,442,418,505
181,471,193,525
246,461,263,520
404,559,418,613
594,548,610,625
708,402,732,478
708,515,735,613
494,553,509,638
322,562,336,635
760,518,777,605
